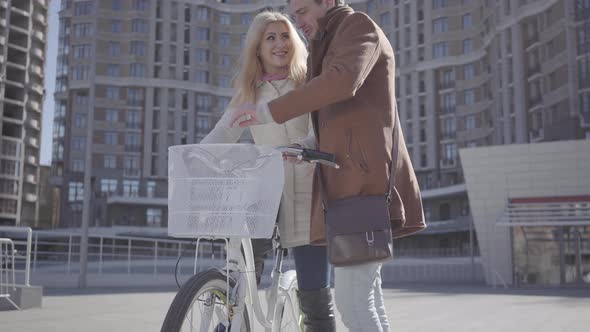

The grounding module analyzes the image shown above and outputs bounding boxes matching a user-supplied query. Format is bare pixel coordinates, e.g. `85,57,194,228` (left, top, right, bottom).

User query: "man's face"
289,0,335,39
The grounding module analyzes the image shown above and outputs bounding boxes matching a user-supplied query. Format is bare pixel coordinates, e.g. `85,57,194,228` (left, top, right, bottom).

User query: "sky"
40,0,59,165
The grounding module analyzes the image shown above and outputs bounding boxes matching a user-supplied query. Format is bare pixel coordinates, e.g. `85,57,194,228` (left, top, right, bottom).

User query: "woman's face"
259,22,292,75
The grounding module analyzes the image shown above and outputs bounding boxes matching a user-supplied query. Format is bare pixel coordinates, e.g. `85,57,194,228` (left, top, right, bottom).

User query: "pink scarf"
261,72,289,81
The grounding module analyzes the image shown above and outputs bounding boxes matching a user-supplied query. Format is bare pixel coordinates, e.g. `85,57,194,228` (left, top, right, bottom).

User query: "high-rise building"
51,0,292,228
355,0,590,253
51,0,590,249
0,0,48,226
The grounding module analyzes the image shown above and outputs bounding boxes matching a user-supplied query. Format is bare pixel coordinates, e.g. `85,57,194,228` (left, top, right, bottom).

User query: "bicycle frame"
194,236,295,332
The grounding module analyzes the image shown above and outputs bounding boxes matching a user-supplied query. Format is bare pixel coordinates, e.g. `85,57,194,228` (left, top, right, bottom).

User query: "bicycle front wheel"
273,276,303,332
161,269,250,332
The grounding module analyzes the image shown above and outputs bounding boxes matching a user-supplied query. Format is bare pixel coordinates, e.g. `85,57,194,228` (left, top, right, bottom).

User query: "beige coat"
268,6,426,244
201,79,315,248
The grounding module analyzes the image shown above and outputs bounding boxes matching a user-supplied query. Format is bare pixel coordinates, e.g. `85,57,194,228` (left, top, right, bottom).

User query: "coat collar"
314,5,353,41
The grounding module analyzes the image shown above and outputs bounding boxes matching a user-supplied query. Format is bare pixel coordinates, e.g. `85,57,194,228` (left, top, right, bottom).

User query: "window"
131,19,148,33
197,28,209,41
132,0,148,11
104,155,116,168
220,55,231,67
126,110,141,129
465,115,476,129
130,63,146,77
105,109,118,123
219,75,231,88
443,143,457,166
195,95,211,110
380,12,392,26
74,113,87,128
108,42,120,57
463,14,472,29
124,156,140,177
100,179,117,194
127,88,144,106
111,20,122,33
122,180,139,197
196,116,210,130
72,136,86,150
104,132,118,145
439,203,451,220
75,92,89,105
74,1,92,16
196,70,209,83
107,64,120,77
219,34,230,47
147,208,162,226
196,6,209,21
72,159,84,172
106,86,119,100
241,14,252,25
73,23,92,37
433,42,448,58
68,182,84,202
73,44,91,59
463,38,473,54
464,64,474,80
125,133,141,148
71,65,89,80
432,0,448,10
110,0,122,10
219,13,231,25
130,41,146,56
147,181,156,198
433,17,448,33
464,89,475,105
196,49,209,63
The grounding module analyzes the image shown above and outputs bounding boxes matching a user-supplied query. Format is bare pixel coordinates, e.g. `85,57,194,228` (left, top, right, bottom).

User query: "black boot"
297,288,336,332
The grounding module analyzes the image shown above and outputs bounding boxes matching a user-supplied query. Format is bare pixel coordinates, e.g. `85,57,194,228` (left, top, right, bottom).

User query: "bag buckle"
366,231,375,247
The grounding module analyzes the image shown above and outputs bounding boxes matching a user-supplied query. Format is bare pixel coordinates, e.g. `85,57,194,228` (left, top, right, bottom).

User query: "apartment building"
51,0,589,256
0,0,48,226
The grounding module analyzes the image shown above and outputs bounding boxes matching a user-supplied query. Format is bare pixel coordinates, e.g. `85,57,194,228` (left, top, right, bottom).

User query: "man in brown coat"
232,1,425,330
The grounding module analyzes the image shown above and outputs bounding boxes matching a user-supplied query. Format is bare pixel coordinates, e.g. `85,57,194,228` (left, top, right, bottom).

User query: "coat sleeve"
268,13,381,124
200,106,245,144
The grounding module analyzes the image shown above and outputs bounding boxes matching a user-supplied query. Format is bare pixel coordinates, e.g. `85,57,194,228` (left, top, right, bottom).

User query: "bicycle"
161,144,338,332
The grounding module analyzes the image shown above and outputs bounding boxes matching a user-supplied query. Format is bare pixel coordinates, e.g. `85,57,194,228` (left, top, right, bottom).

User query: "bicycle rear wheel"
161,269,250,332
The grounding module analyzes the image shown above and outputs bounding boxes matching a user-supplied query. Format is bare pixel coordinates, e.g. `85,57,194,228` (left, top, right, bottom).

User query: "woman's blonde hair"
229,11,308,107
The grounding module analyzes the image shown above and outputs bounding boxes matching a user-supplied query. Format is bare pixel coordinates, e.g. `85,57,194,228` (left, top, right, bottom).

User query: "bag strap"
318,103,402,208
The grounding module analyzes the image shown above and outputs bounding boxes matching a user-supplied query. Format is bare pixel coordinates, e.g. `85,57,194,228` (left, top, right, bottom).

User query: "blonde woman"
200,12,335,331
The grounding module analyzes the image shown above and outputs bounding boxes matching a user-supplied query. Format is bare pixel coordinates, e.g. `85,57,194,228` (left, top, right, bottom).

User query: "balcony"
525,34,540,51
27,118,40,130
34,12,46,25
25,193,38,203
529,127,544,142
27,137,39,148
440,106,456,115
28,100,41,112
26,155,37,165
439,81,455,91
528,97,543,110
440,158,456,168
527,64,541,78
25,174,37,184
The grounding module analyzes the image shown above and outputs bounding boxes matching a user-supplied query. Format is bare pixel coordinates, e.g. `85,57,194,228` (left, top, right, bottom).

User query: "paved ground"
1,285,589,331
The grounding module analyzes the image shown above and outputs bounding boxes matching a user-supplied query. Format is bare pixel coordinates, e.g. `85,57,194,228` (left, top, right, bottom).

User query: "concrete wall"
460,140,590,286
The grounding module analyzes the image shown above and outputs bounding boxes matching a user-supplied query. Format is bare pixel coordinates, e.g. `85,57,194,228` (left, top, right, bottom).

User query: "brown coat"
268,6,426,244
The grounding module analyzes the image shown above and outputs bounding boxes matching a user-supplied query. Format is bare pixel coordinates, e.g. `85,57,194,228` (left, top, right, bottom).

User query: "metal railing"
0,227,32,286
0,238,19,309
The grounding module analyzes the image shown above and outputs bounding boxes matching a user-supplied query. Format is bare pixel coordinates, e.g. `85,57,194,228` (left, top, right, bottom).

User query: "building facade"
0,0,48,226
51,0,589,255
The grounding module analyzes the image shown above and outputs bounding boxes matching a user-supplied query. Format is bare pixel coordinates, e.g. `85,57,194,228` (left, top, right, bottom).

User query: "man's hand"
230,103,274,128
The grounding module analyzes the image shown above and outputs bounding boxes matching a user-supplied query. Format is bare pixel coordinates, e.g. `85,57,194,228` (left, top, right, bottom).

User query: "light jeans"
334,263,390,332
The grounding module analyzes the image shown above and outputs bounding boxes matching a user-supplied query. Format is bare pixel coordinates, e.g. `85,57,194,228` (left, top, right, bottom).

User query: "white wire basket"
168,144,285,239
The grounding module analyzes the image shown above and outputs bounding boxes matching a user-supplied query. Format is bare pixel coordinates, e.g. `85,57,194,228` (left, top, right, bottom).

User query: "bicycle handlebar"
277,146,340,169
